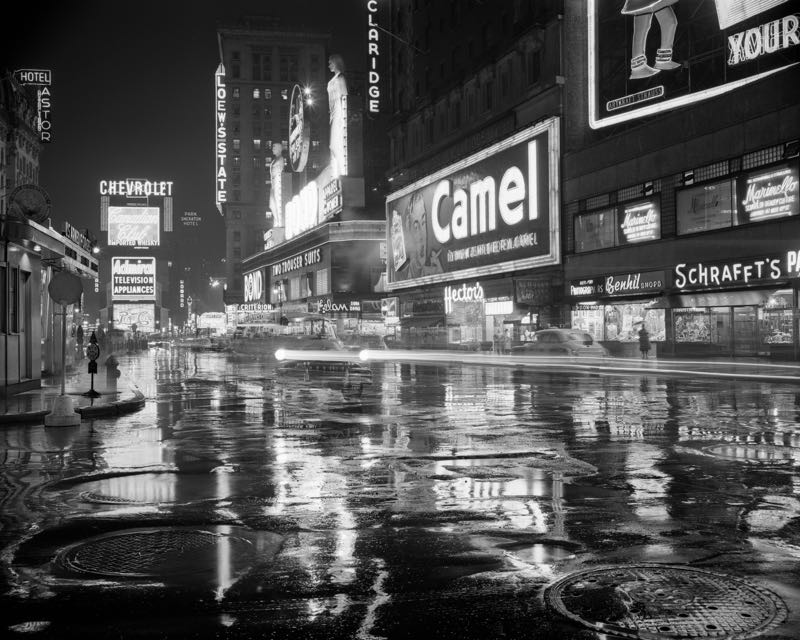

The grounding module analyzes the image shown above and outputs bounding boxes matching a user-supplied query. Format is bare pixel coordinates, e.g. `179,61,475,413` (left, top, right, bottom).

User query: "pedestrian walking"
503,330,512,355
638,326,651,359
76,325,84,359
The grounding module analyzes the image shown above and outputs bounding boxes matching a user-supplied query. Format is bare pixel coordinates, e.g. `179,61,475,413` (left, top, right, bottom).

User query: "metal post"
61,303,67,395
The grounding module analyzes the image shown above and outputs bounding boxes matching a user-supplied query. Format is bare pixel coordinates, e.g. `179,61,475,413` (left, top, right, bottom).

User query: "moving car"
275,358,373,398
511,328,609,357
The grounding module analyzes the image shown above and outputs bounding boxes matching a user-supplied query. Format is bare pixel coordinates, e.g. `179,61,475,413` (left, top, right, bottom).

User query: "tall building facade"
1,71,99,390
384,0,565,348
216,19,330,304
561,1,800,359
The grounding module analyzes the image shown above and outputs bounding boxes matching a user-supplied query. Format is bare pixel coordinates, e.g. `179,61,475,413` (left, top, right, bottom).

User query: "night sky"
2,0,365,268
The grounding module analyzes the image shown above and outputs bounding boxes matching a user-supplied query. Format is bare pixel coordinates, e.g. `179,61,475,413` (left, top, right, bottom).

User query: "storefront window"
674,309,712,343
604,302,665,342
760,290,794,345
571,305,604,340
575,208,615,252
676,178,737,235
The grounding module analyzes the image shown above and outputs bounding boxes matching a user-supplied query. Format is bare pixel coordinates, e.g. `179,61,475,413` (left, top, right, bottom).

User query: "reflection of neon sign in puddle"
703,443,797,465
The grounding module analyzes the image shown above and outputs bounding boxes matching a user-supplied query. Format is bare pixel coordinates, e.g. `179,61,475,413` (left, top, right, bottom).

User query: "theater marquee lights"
587,1,800,129
215,63,228,213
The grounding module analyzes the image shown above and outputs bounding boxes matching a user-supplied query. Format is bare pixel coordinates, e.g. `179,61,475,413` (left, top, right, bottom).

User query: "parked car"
511,329,609,357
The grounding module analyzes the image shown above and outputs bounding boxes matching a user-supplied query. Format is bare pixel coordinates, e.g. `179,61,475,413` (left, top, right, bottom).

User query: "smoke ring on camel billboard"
588,0,800,129
385,118,560,290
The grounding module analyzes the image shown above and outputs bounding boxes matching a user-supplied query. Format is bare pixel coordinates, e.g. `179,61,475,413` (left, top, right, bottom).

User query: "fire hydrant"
105,355,120,386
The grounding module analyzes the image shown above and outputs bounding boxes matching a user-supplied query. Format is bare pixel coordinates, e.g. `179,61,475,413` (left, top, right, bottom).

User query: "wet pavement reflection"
1,348,799,638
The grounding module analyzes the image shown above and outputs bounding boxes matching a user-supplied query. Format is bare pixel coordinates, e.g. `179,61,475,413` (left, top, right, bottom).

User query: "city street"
1,348,799,638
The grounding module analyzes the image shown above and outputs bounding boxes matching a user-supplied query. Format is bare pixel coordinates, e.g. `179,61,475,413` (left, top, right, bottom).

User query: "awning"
400,316,444,328
660,289,779,308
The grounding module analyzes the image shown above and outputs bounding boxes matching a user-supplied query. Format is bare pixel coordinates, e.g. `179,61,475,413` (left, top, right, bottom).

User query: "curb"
0,389,146,425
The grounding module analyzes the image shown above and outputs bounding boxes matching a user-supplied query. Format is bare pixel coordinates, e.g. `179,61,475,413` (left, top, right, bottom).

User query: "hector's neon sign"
444,282,485,314
215,63,227,213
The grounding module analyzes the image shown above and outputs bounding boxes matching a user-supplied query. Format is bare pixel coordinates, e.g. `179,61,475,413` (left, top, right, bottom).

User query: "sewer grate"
545,564,787,639
703,444,797,466
79,491,153,505
55,528,252,579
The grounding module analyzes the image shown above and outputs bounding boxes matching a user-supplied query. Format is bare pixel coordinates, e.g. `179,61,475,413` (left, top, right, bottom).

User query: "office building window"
253,88,260,99
315,269,329,296
253,139,261,151
233,139,241,151
232,87,240,99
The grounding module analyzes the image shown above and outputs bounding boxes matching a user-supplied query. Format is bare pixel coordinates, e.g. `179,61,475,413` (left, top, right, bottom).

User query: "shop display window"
676,178,737,235
674,309,712,343
571,306,604,340
760,290,794,345
603,302,665,342
575,208,615,252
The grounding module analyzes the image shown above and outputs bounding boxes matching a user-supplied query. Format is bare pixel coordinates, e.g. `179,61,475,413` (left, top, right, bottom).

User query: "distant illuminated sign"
181,211,202,227
179,279,185,308
289,84,310,172
366,0,381,113
215,63,228,213
99,179,173,197
271,248,322,277
113,303,155,332
62,222,93,253
322,177,342,219
444,282,484,314
588,1,800,129
738,161,799,222
243,269,264,303
108,206,160,246
618,199,660,244
112,257,156,301
14,68,52,143
285,181,319,240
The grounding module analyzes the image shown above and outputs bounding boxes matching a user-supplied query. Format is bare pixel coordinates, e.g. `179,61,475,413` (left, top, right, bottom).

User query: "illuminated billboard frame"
112,256,156,301
108,206,160,247
587,0,799,129
113,303,156,333
385,117,560,291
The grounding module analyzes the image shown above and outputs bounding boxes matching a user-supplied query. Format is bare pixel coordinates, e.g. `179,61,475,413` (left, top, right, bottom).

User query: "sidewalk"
0,365,145,425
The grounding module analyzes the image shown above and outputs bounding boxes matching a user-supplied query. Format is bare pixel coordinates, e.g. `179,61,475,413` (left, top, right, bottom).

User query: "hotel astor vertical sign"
386,118,560,290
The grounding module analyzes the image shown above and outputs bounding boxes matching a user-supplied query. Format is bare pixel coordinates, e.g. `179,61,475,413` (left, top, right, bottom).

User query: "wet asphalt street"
1,347,799,639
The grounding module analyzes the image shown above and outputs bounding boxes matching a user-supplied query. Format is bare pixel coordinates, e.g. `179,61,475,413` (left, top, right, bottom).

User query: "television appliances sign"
112,257,156,301
587,1,800,129
386,118,560,290
108,206,160,247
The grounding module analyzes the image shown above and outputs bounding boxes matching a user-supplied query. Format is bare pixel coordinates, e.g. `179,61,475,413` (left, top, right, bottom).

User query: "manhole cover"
545,564,787,639
79,491,153,505
703,444,797,466
55,528,253,579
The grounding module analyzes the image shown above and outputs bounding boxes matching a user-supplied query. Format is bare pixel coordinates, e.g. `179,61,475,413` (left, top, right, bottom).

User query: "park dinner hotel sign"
386,118,560,289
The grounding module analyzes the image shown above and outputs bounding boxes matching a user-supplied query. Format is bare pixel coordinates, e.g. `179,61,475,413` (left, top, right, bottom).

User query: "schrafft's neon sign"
215,63,227,213
366,0,381,113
